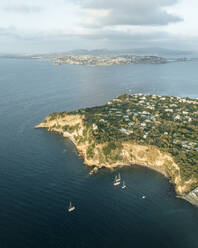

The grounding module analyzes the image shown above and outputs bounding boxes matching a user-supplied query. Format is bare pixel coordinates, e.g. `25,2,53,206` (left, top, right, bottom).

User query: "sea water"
0,58,198,248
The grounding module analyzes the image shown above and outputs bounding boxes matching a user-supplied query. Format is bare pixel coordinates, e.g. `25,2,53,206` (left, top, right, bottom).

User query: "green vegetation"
48,112,59,121
48,94,198,186
62,124,80,133
75,94,198,182
86,144,95,159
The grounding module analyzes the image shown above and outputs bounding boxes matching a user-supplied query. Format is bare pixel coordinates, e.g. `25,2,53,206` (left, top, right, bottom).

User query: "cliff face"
35,113,197,195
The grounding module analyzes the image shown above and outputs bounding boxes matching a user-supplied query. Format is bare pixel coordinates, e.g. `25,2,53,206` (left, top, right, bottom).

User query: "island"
35,94,198,206
1,49,195,66
54,55,168,66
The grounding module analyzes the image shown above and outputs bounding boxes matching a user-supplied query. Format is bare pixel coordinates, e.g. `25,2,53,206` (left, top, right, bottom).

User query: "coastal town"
100,94,198,152
2,52,193,66
80,93,198,152
54,55,168,65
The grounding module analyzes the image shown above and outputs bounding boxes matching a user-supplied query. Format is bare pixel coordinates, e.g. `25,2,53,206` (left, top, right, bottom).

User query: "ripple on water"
1,59,198,248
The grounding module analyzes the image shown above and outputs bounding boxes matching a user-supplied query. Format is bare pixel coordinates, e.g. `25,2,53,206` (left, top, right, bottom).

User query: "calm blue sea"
0,58,198,248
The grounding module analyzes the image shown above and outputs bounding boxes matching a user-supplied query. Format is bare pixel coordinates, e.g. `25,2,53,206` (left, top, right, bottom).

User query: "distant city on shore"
1,48,198,66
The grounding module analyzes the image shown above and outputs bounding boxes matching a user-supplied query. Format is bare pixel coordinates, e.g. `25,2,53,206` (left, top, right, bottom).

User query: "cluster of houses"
91,93,198,152
173,140,198,152
54,55,168,66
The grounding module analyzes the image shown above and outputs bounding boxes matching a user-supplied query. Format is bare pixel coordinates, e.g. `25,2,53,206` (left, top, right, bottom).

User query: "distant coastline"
0,49,196,66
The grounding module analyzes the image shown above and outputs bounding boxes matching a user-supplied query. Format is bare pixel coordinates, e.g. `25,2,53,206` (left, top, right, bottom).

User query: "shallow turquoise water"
0,59,198,248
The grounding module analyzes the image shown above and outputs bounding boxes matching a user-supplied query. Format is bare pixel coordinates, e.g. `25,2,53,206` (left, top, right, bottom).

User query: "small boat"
68,202,75,212
142,195,146,199
122,181,126,189
113,176,120,186
89,167,98,175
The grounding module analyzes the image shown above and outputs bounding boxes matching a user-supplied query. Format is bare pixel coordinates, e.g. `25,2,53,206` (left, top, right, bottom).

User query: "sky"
0,0,198,53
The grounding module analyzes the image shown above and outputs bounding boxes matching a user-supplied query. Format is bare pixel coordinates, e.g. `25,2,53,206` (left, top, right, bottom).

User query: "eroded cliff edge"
35,113,195,196
34,94,198,205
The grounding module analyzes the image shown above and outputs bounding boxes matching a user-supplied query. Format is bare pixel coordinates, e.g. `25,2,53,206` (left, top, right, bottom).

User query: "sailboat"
113,175,120,186
117,173,121,182
122,180,126,189
68,202,75,212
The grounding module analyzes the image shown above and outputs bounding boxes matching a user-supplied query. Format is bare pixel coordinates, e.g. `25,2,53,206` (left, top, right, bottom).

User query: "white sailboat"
113,175,120,186
68,202,75,212
117,173,121,182
122,180,126,189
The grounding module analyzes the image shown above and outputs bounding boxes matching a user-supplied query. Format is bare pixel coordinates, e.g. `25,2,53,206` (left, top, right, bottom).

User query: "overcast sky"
0,0,198,53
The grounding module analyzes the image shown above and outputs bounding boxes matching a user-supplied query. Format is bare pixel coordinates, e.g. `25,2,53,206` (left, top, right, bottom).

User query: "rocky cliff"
35,113,197,196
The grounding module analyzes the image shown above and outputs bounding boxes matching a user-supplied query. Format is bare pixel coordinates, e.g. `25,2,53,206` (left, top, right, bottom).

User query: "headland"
35,94,198,206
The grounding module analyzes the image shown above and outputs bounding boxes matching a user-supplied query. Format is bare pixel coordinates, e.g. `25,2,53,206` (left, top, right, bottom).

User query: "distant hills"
67,47,197,58
0,47,198,59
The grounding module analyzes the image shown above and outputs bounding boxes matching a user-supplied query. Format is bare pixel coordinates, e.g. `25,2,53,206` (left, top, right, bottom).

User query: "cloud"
70,27,171,45
4,4,42,14
77,0,183,26
1,23,198,53
0,27,21,38
0,0,197,53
